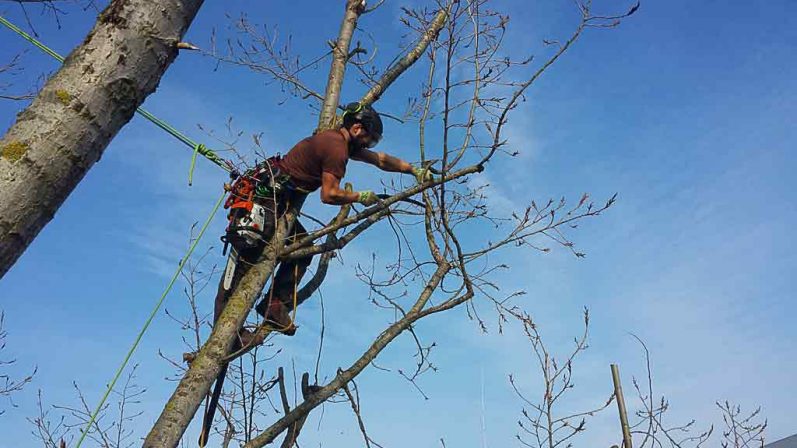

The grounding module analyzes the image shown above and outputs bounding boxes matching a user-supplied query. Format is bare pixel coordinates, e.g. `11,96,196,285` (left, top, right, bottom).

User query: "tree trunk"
316,0,364,131
0,0,205,278
143,205,301,448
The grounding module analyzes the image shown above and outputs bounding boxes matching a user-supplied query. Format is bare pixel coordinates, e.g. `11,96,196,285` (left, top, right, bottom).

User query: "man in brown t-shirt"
280,103,431,205
217,103,433,337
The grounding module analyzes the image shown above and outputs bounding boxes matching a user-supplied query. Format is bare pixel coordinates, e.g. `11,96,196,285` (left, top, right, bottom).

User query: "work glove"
412,165,435,184
357,190,380,206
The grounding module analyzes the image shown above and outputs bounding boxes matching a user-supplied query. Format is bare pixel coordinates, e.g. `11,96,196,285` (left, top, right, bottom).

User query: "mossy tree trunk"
0,0,205,278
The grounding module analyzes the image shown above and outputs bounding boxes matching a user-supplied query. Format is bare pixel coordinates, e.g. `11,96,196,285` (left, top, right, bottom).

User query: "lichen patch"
55,89,71,106
1,141,29,163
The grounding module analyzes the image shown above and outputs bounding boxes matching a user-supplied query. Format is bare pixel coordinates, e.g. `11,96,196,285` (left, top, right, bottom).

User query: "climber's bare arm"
351,148,413,174
320,172,360,205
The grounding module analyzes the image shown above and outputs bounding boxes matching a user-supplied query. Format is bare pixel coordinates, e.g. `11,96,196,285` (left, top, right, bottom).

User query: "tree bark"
143,205,301,448
316,0,364,131
359,8,448,106
0,0,205,278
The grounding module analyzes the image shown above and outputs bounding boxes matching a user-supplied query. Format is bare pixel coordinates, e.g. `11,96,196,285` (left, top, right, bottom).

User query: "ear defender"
342,102,363,120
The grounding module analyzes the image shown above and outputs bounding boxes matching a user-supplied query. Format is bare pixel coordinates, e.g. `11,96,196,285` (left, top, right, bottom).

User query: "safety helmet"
342,102,383,145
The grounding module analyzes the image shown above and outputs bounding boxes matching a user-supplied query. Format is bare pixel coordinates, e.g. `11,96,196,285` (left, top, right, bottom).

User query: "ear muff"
341,102,383,144
342,102,363,120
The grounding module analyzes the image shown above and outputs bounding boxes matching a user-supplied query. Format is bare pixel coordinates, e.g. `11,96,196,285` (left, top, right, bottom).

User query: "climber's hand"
412,165,435,184
357,190,380,206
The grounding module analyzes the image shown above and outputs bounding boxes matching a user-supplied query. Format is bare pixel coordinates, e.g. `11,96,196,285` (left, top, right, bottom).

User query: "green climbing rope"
0,15,64,62
73,190,226,448
0,14,230,175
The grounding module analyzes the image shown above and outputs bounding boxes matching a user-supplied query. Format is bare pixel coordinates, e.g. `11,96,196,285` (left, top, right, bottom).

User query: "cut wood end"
177,42,200,51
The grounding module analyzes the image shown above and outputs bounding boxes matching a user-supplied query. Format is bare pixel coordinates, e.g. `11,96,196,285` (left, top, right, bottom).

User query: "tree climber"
215,102,433,338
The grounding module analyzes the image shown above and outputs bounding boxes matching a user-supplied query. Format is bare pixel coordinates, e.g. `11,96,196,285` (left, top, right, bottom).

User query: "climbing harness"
219,156,311,289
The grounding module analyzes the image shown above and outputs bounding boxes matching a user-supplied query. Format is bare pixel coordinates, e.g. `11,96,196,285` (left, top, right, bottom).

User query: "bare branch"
0,312,35,415
360,6,449,106
317,0,367,130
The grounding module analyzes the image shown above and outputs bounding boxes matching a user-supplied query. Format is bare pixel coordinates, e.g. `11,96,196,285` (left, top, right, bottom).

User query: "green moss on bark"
2,141,29,162
55,89,71,105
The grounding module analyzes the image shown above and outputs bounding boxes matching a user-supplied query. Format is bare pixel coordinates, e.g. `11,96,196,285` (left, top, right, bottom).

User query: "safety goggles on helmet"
363,126,382,148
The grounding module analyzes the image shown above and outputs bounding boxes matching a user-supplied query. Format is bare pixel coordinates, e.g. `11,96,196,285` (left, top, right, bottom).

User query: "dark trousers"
213,193,311,322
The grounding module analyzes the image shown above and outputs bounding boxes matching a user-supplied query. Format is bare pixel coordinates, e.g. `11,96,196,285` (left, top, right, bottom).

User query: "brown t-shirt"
280,129,351,192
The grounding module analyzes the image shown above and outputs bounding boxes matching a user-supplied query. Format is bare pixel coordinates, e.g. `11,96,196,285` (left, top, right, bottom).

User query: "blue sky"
1,1,795,447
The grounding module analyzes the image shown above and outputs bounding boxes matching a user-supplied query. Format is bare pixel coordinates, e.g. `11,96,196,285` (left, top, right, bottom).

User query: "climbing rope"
0,14,231,176
73,191,226,448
